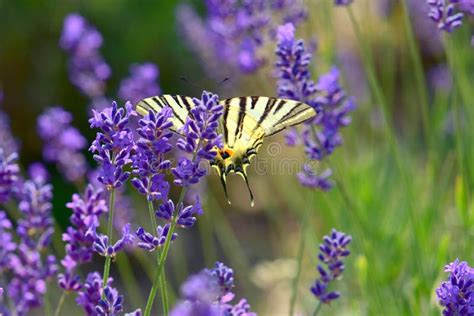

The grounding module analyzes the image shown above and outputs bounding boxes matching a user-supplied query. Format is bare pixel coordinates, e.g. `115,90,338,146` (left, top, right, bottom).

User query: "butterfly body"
136,94,316,206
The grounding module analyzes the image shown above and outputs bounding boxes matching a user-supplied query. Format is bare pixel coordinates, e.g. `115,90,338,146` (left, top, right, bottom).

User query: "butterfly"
136,95,316,206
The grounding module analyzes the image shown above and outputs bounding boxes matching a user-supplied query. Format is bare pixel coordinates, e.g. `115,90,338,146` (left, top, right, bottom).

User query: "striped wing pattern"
220,96,316,148
136,95,316,143
136,94,195,132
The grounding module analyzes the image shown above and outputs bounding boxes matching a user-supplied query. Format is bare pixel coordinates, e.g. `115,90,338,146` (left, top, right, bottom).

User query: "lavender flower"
308,68,356,159
37,107,88,182
62,185,108,269
210,261,234,296
180,270,221,304
310,229,352,304
125,309,142,316
172,157,207,187
8,211,57,315
0,211,15,272
95,286,124,316
275,22,316,103
8,245,57,315
77,272,112,316
16,178,54,248
89,101,135,190
60,13,111,98
119,63,161,104
176,92,223,158
28,162,49,183
176,0,306,75
173,91,223,187
334,0,353,5
458,0,474,15
136,224,177,252
91,223,134,258
436,259,474,315
0,100,20,156
427,0,464,32
171,262,255,316
170,300,220,316
0,150,20,203
297,165,333,190
156,200,202,228
131,108,173,201
58,271,82,292
275,23,355,190
407,0,444,54
0,158,57,315
227,299,256,316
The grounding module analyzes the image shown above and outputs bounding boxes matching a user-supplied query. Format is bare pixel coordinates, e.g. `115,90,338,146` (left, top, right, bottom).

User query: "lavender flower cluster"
60,13,111,98
89,101,135,190
0,159,57,315
275,23,356,190
134,90,222,251
436,259,474,315
171,261,256,316
310,229,352,304
0,93,19,156
427,0,465,32
60,13,161,112
37,107,88,182
176,0,307,75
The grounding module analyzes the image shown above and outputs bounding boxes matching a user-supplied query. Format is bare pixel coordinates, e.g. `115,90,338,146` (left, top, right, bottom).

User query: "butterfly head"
212,143,257,207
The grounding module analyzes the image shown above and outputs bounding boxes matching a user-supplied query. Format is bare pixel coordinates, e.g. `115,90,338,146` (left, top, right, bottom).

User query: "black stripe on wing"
135,94,196,133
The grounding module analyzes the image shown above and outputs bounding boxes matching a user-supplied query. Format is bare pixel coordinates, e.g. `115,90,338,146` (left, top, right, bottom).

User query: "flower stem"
101,189,116,292
400,0,430,144
147,199,169,316
54,292,67,316
346,5,423,275
289,203,311,316
159,269,169,315
143,187,188,316
444,35,470,216
312,302,322,316
44,292,51,316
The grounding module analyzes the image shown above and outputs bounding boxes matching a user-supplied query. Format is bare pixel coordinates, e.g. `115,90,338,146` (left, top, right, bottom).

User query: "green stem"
346,6,393,145
159,269,169,316
101,189,116,291
313,302,322,316
400,0,430,144
148,199,169,316
144,188,188,316
288,203,311,316
54,292,67,316
444,35,470,215
44,292,51,316
346,5,423,275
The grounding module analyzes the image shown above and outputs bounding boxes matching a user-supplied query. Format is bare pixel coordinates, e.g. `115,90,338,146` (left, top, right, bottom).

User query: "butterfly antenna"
179,77,205,92
219,77,230,85
220,173,232,205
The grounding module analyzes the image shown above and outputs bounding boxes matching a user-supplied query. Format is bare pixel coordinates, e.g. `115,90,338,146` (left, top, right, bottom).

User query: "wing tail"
220,173,232,205
239,170,254,207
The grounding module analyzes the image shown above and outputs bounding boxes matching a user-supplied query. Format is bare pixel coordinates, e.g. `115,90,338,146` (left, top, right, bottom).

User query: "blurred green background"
1,0,474,315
